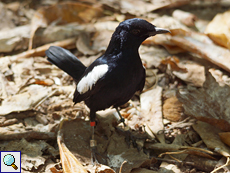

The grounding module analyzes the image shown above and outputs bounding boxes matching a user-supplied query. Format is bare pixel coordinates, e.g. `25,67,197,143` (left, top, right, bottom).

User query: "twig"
119,160,127,173
33,89,58,109
211,157,230,173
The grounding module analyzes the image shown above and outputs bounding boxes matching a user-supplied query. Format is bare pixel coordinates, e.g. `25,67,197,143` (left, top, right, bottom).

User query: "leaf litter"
0,0,230,172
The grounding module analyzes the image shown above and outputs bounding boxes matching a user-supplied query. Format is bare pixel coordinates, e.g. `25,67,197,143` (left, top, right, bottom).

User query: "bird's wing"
73,56,109,103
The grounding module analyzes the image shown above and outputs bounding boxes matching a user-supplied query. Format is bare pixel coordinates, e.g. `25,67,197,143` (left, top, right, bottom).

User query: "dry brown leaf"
205,10,230,49
159,134,188,172
92,30,114,52
177,71,230,131
0,71,17,98
57,120,87,173
185,155,217,172
9,38,77,61
219,132,230,147
131,168,158,173
0,125,55,140
22,155,46,171
171,36,230,73
95,164,115,173
76,33,96,55
193,121,230,157
0,2,17,31
0,138,55,171
0,23,95,53
0,85,52,116
0,25,30,53
209,68,230,86
140,46,170,68
101,0,190,16
163,96,183,122
29,2,102,49
143,27,216,55
172,9,197,26
172,61,205,87
140,86,164,143
143,34,186,54
161,56,188,73
170,28,215,45
119,0,190,15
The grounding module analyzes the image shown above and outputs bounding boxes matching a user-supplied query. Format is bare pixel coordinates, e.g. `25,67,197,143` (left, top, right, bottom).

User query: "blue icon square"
0,151,21,173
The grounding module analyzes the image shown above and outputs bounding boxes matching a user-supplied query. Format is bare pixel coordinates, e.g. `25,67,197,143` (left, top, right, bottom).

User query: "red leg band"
90,121,96,127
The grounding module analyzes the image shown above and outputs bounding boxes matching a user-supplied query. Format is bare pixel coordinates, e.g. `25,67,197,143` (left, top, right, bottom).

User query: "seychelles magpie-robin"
46,18,169,162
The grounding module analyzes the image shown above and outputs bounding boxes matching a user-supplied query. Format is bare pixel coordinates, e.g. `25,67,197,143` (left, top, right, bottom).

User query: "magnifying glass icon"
3,154,18,170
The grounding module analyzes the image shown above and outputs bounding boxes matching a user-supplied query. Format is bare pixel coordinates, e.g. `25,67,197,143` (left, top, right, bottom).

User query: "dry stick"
33,89,59,109
211,157,230,173
119,160,127,173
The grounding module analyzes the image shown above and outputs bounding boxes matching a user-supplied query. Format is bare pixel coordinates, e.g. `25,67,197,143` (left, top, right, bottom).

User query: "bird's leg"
115,107,126,127
115,108,142,148
89,111,98,165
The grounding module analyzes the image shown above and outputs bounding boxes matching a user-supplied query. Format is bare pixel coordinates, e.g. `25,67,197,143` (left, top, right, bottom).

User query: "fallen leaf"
76,33,96,55
103,0,191,16
0,2,17,31
29,2,102,49
0,25,30,53
57,120,87,173
219,132,230,147
160,134,189,172
193,121,230,157
140,86,164,143
177,71,230,131
140,46,170,68
163,96,183,122
172,61,205,87
95,164,116,173
171,36,230,73
0,85,52,115
9,38,77,61
172,9,197,26
205,10,230,49
185,155,217,172
161,56,188,73
0,138,53,171
22,154,46,171
131,168,158,173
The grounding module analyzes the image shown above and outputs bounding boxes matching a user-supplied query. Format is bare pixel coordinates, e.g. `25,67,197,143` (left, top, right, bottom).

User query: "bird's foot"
90,139,108,165
116,126,148,150
119,117,126,127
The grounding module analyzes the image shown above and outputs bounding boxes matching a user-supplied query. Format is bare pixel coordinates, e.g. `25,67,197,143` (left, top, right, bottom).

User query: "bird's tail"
46,46,86,81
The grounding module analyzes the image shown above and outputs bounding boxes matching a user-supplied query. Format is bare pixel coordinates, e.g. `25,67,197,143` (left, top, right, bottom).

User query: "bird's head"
108,18,170,52
118,18,170,38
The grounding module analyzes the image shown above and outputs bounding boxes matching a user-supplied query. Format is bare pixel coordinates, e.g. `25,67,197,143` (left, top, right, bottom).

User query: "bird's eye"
131,29,140,35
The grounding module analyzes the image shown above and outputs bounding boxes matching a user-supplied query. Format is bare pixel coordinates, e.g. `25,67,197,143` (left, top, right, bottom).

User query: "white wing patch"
77,64,109,94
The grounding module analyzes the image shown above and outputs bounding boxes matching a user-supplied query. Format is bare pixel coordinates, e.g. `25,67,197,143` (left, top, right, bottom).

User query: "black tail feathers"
46,46,86,81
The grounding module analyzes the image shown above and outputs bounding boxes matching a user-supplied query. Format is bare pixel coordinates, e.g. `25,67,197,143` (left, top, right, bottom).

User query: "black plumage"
46,18,169,123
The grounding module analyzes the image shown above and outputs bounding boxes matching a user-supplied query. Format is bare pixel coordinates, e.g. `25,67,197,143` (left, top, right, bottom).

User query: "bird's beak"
149,27,170,36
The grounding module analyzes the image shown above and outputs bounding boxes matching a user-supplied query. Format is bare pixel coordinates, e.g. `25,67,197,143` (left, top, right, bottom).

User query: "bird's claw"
116,126,148,151
91,147,99,165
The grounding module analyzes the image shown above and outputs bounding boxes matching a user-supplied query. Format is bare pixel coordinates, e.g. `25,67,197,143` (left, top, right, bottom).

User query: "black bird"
46,18,169,160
